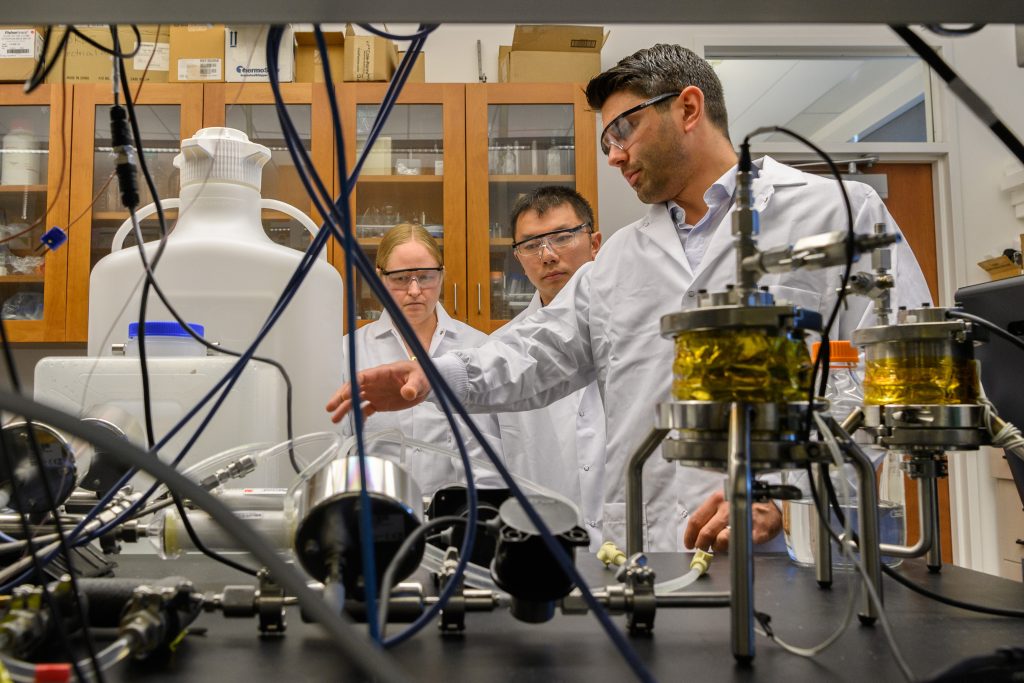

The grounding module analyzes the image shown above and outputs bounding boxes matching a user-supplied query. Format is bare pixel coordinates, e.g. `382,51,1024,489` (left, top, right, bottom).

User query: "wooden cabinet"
25,82,598,343
66,83,203,342
203,83,335,251
0,84,72,342
341,83,466,324
467,84,597,332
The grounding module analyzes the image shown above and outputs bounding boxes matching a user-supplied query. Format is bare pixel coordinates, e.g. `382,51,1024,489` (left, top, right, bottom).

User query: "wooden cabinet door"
339,83,466,328
66,83,203,342
203,83,334,253
466,83,597,332
0,84,71,342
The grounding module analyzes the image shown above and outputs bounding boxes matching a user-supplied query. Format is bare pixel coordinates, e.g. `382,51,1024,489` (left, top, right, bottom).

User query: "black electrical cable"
946,310,1024,355
272,27,654,680
922,24,986,38
807,451,1024,619
377,515,480,637
742,126,855,439
71,24,142,58
109,34,298,472
0,389,413,683
111,37,260,577
24,26,71,94
892,24,1024,167
0,333,103,681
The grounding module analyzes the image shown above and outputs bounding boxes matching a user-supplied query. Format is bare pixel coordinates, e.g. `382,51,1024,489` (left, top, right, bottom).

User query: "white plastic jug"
88,127,345,440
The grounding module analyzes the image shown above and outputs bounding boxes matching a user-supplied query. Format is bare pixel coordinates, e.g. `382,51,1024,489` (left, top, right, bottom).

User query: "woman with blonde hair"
341,223,503,495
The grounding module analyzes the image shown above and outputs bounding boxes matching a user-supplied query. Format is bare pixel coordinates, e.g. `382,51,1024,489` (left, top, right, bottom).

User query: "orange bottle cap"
811,340,859,364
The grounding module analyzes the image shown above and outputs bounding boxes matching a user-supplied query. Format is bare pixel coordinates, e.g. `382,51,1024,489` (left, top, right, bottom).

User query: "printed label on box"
178,58,222,81
0,30,38,59
134,42,170,72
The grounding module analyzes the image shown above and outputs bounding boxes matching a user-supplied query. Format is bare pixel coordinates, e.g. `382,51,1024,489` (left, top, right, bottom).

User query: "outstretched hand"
682,490,783,552
325,360,430,423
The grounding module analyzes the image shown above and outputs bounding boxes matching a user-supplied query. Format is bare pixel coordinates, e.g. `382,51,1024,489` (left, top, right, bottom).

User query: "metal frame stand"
625,403,891,661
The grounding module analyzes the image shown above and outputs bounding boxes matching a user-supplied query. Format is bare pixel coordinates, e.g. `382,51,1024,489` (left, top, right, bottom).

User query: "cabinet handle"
477,283,482,315
453,283,458,315
1016,539,1024,546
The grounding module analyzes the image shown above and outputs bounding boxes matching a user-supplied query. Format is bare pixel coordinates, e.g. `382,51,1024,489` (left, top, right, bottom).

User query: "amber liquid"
864,355,979,405
672,329,811,402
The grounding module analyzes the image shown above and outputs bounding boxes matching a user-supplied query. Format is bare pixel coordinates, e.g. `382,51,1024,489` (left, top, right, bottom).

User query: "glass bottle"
500,145,517,175
546,138,561,176
877,451,907,568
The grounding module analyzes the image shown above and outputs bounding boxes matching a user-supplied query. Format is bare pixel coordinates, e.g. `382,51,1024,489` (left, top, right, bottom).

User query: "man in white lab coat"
328,44,932,552
493,186,606,551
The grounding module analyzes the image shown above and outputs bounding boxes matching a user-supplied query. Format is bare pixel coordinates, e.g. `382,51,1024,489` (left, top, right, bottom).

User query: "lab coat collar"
523,291,543,317
371,304,461,354
687,156,810,286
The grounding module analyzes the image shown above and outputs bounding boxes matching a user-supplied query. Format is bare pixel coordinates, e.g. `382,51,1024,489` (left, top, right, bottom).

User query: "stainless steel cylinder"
293,455,423,592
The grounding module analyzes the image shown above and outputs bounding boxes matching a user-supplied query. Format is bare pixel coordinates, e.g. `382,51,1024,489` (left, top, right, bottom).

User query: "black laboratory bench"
98,553,1023,682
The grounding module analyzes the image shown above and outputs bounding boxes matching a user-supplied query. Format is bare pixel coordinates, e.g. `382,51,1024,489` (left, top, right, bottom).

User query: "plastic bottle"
124,321,207,358
817,340,904,567
1,122,40,186
816,340,862,423
87,128,345,442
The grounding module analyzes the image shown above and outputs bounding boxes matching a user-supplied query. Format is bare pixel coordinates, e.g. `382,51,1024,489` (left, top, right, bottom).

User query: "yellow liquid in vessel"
864,354,978,405
672,330,811,402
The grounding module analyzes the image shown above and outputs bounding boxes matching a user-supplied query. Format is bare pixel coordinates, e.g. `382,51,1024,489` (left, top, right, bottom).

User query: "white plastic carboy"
87,127,345,439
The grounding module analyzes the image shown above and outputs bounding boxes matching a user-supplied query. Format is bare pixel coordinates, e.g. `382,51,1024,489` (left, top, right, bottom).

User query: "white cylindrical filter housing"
1,122,40,186
149,507,290,559
87,127,345,465
124,321,207,358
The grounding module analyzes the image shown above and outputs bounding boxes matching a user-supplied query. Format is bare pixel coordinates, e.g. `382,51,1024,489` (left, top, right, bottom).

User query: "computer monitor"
955,275,1024,505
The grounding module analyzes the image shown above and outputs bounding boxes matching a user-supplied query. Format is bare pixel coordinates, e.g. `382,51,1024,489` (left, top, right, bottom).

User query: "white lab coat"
341,305,504,497
492,292,607,550
434,157,933,551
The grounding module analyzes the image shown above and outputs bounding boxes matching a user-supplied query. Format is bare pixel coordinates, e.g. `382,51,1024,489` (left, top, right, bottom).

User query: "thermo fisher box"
225,25,295,83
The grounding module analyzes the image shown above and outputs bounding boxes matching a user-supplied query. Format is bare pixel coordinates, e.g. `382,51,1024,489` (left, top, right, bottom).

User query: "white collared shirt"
493,292,607,551
668,166,736,273
340,304,504,497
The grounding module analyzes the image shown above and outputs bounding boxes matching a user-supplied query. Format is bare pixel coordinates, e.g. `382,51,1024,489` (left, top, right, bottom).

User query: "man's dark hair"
510,186,596,241
585,44,730,139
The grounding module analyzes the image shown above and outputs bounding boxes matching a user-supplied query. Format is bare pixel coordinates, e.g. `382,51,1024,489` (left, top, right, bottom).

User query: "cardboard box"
342,25,397,82
362,136,392,175
501,25,606,83
978,255,1022,281
294,30,344,83
168,24,224,82
225,26,294,83
498,45,511,83
397,51,425,83
0,26,45,82
44,25,169,84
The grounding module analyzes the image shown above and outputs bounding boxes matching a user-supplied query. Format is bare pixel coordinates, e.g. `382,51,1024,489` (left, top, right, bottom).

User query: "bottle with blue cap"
124,321,207,358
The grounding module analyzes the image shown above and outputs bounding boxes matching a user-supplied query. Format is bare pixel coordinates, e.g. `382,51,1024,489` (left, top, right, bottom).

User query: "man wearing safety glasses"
328,44,931,554
492,186,606,551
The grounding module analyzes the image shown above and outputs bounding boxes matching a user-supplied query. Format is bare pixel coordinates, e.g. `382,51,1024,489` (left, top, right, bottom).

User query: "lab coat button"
582,465,590,472
686,291,696,298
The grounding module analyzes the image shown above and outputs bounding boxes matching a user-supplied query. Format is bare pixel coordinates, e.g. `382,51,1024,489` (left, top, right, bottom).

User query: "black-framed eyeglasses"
512,223,591,258
600,92,681,155
379,267,444,290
